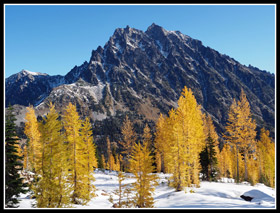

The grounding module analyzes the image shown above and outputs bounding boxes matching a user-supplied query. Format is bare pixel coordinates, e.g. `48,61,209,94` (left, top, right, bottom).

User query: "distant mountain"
5,23,275,141
5,69,65,107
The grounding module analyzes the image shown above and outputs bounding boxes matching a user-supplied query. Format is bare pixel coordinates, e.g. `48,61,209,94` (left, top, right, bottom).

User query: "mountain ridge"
5,23,275,141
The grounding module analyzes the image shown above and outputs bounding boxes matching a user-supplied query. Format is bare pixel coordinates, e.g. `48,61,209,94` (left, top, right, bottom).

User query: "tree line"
5,86,275,208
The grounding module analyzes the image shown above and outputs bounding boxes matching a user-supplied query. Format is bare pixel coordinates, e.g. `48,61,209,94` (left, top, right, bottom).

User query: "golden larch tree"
224,90,257,183
35,103,71,208
129,142,158,208
224,98,241,182
154,113,167,173
236,89,257,181
257,128,275,187
63,102,95,205
142,123,152,149
80,117,97,200
175,86,205,188
24,106,41,172
119,115,136,171
154,86,205,190
217,143,234,178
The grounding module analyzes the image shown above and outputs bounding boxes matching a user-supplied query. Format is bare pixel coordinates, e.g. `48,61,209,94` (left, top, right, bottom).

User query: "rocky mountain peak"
146,23,167,35
5,24,275,140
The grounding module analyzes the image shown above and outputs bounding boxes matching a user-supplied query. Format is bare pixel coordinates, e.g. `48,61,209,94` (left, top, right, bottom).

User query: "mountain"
5,23,275,141
5,69,65,107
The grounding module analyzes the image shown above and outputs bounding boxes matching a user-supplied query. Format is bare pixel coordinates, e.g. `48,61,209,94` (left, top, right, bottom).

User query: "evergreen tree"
5,105,28,208
200,114,219,181
200,136,218,181
129,142,158,208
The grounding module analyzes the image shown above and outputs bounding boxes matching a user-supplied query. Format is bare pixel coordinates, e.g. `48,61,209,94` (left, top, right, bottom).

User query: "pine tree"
5,105,28,208
200,114,219,181
129,142,158,208
200,136,218,181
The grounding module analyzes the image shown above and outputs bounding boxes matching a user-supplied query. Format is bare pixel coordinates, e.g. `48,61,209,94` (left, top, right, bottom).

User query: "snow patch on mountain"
155,40,169,58
21,69,48,76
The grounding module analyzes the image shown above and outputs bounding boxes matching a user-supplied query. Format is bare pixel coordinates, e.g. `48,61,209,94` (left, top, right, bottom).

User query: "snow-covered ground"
17,170,276,209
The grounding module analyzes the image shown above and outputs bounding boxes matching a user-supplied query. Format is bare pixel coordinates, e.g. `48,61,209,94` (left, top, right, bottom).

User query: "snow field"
17,170,276,209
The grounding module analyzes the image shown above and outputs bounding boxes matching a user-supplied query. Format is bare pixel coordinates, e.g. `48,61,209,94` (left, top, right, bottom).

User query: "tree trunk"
244,153,248,181
236,144,239,183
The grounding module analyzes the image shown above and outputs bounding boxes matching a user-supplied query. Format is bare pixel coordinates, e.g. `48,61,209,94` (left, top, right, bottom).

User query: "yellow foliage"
24,105,41,172
217,143,233,178
129,142,158,208
224,90,257,183
154,86,205,190
63,103,96,204
119,115,136,171
35,103,71,207
257,128,275,187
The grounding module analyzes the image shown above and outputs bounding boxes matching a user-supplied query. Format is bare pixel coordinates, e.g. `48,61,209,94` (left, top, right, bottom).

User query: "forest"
5,86,275,208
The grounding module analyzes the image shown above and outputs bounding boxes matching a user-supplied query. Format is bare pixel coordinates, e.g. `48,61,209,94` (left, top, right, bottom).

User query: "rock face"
5,69,65,107
5,23,275,140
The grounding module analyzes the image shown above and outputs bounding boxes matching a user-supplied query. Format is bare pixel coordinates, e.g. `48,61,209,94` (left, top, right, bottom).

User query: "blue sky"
4,4,276,77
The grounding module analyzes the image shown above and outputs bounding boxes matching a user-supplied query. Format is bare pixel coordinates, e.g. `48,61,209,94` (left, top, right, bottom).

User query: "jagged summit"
5,24,275,139
146,23,165,32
